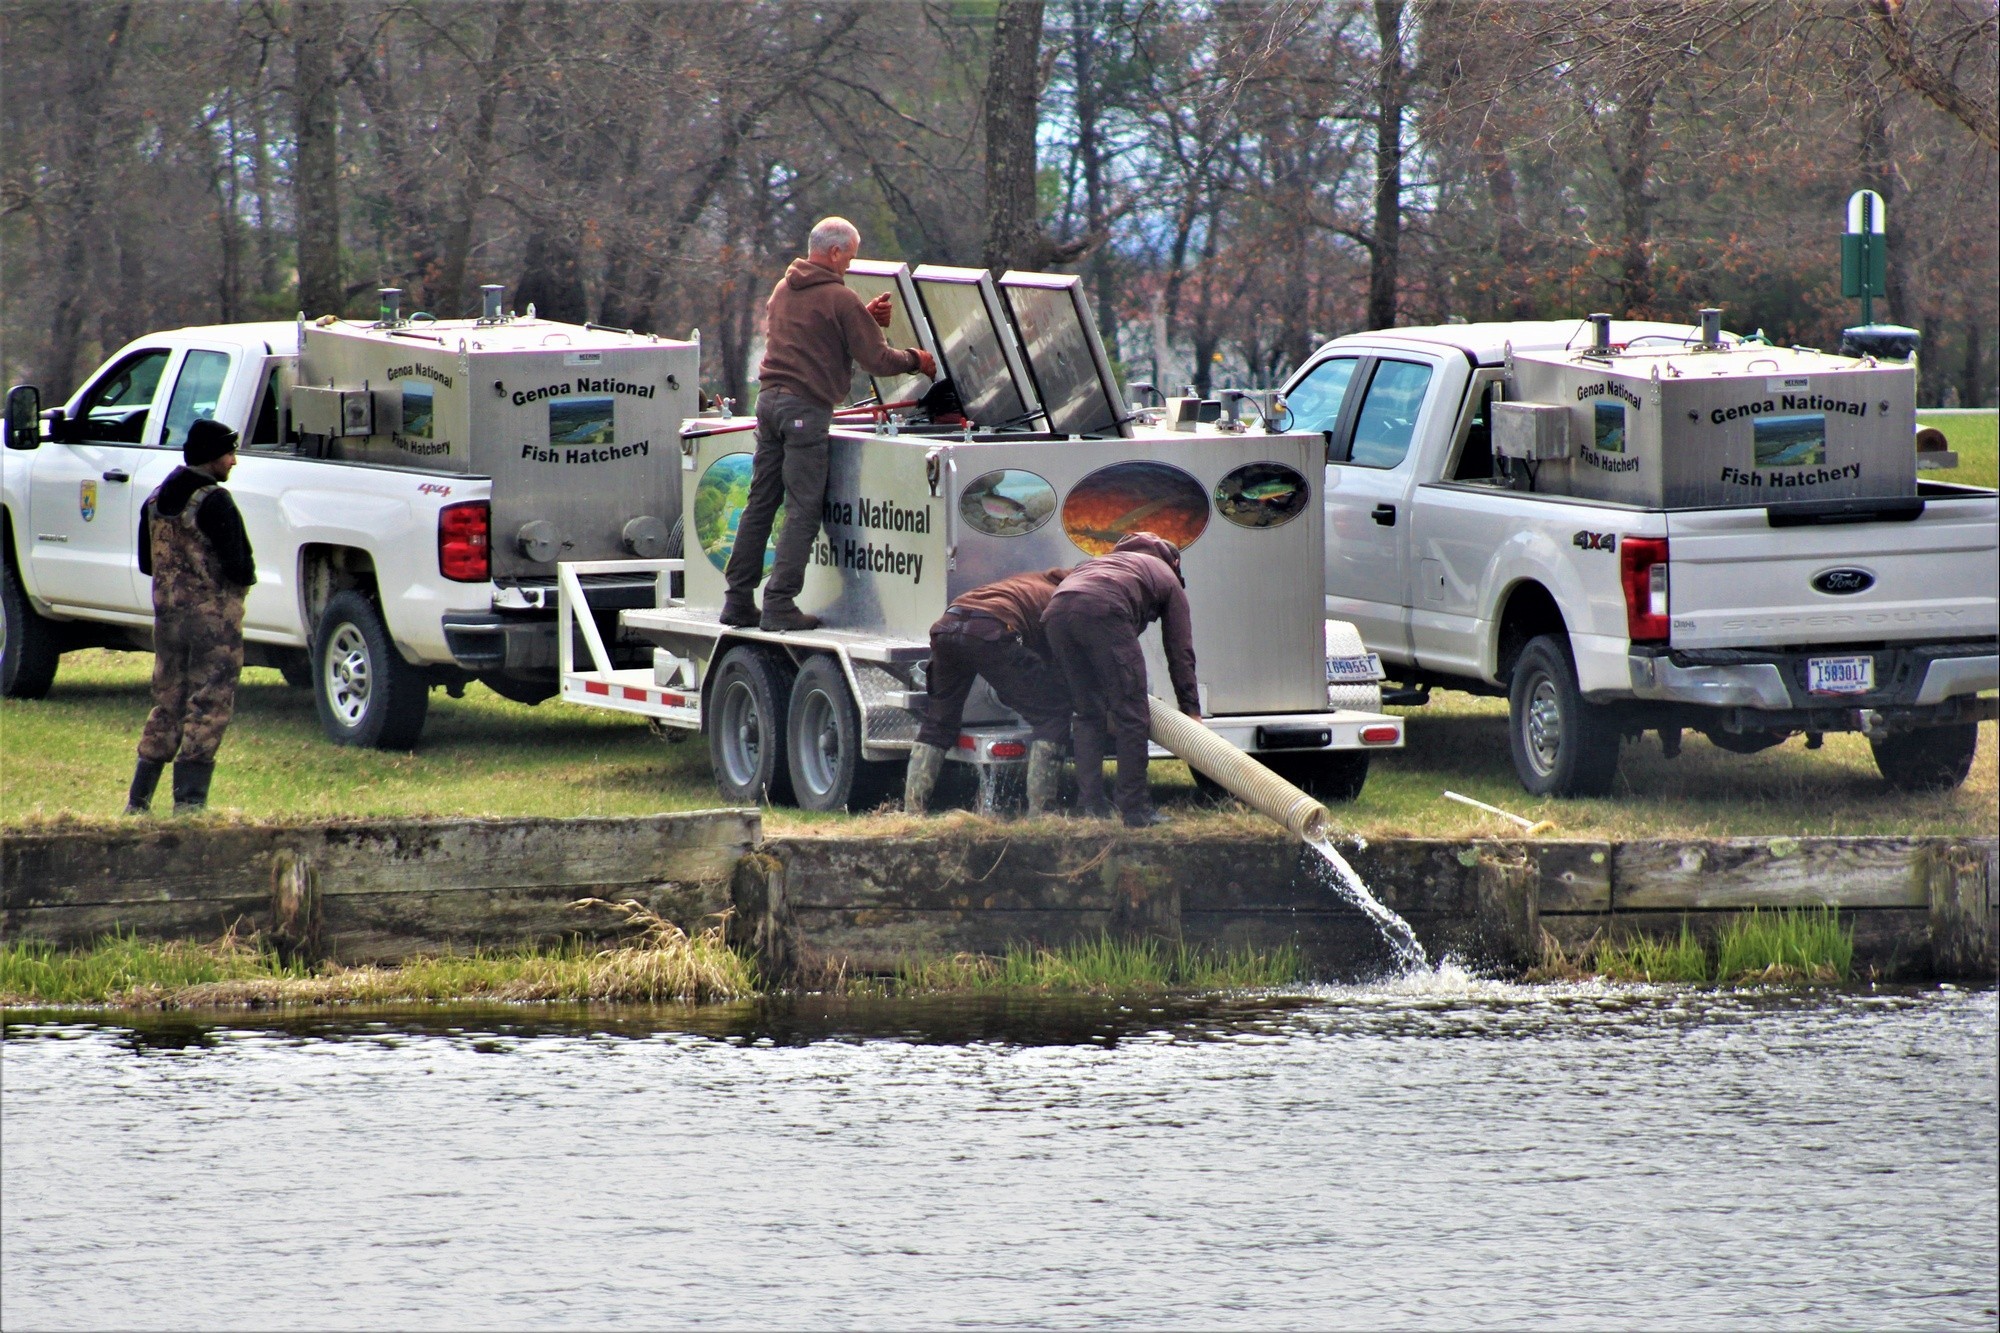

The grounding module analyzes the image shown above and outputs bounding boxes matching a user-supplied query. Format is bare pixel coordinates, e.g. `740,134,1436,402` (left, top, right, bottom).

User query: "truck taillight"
438,501,490,582
1620,536,1669,643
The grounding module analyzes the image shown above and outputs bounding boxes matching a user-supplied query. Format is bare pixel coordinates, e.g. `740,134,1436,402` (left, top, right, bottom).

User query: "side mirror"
5,385,41,450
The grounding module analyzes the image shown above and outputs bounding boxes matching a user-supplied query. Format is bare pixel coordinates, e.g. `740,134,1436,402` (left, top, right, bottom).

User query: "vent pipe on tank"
480,284,506,323
1588,313,1613,353
1699,307,1723,349
377,288,403,328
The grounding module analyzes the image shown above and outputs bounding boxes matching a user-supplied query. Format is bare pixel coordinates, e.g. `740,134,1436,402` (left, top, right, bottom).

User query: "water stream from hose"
1304,835,1428,972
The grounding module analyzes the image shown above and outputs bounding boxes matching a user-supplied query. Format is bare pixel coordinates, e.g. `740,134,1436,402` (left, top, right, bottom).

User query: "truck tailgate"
1665,495,1999,649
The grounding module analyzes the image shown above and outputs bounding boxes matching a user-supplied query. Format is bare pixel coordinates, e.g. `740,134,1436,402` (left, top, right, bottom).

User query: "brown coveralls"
917,569,1072,750
1041,533,1199,823
137,469,254,765
724,258,923,620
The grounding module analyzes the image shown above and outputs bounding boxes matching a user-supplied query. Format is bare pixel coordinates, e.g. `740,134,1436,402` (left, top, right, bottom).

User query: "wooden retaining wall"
2,816,1993,980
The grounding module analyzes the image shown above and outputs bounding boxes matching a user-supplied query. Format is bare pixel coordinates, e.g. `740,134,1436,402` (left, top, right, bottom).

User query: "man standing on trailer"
723,217,937,632
125,418,256,816
905,567,1074,817
1042,532,1200,828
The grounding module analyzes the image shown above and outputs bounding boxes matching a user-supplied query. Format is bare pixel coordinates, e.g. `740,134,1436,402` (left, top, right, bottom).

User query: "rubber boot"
903,743,947,815
719,594,760,628
124,757,166,816
759,601,821,633
1025,740,1062,816
171,760,215,816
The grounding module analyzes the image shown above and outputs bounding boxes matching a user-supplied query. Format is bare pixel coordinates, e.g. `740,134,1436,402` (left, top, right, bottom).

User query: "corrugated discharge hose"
1147,697,1329,842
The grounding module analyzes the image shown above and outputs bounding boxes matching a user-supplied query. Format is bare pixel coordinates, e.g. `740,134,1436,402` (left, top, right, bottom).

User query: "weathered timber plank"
1612,838,1949,909
0,812,758,908
1531,842,1614,913
4,897,271,950
785,907,1117,970
316,880,735,964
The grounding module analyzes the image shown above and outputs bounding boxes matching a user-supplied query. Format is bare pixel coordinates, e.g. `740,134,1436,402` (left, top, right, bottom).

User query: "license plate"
1807,655,1875,695
1327,653,1383,684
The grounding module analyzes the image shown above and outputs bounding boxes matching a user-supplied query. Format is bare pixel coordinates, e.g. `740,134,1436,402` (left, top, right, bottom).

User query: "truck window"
247,364,287,448
1286,357,1358,438
160,350,234,449
1453,381,1500,480
74,349,171,444
1348,360,1432,469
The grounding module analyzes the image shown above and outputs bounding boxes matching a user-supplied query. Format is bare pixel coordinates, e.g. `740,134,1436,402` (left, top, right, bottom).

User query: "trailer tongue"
559,264,1405,814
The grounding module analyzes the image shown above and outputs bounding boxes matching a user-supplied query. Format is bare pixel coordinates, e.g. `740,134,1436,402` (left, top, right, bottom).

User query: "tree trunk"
436,1,525,320
982,0,1047,276
1960,322,1984,409
1366,0,1405,331
1855,85,1916,327
1072,0,1117,349
293,0,343,317
1605,82,1659,317
44,3,133,393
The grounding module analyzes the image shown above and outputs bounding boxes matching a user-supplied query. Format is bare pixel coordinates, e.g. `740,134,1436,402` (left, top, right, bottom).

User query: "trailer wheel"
1871,722,1978,793
665,515,685,602
1508,634,1620,797
707,645,796,805
0,556,60,699
312,590,430,749
786,654,898,812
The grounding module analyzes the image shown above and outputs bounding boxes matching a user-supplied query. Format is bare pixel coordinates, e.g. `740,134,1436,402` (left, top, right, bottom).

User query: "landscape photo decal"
1061,460,1209,555
694,452,780,572
1214,461,1308,529
959,469,1056,537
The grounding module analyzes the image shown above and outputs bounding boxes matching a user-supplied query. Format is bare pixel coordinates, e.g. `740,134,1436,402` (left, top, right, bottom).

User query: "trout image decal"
1214,461,1308,529
959,469,1056,537
1061,460,1208,555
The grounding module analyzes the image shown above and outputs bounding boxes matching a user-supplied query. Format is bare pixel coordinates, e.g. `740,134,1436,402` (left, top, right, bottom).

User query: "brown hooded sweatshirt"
1043,532,1199,713
758,259,922,408
946,568,1069,658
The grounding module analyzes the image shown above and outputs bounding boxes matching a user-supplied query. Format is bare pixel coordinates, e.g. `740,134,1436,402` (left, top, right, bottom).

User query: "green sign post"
1842,189,1887,325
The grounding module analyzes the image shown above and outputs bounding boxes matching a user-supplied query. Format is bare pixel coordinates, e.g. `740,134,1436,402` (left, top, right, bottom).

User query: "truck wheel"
312,590,430,749
707,645,796,805
1267,751,1370,803
1508,634,1620,797
0,557,60,699
786,654,898,812
1872,722,1978,793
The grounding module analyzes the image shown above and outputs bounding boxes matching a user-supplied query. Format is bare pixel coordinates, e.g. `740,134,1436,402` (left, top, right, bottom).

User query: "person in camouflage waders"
126,418,256,815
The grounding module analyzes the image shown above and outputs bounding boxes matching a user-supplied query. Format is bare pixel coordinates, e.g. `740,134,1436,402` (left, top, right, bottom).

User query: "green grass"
6,651,1993,841
0,931,308,1003
1918,409,1998,490
877,935,1305,996
1533,906,1856,986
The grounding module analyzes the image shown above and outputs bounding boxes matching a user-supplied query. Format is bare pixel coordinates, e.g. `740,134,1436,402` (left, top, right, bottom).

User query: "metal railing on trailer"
555,557,701,729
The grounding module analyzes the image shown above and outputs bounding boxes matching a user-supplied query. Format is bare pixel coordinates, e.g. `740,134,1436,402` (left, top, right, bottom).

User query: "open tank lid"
998,271,1130,438
911,264,1042,429
843,260,941,409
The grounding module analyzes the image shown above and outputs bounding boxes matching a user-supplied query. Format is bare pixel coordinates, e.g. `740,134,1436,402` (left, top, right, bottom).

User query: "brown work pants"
138,603,244,765
917,613,1072,750
723,391,833,614
1043,610,1153,821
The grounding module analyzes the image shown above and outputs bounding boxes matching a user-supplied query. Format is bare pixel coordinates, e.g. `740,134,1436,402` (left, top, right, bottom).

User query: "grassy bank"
5,650,1993,840
1919,409,1998,489
1530,907,1857,986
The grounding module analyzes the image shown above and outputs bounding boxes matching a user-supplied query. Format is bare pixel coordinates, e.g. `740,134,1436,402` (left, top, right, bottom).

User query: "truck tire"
707,645,795,805
1,556,60,699
1871,722,1978,793
1508,634,1620,798
312,590,430,749
786,654,898,812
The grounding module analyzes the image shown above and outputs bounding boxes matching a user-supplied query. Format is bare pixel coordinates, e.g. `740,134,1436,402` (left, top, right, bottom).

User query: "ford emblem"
1812,568,1874,595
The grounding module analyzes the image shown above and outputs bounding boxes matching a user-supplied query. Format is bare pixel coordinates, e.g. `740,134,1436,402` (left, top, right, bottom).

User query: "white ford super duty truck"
3,306,698,747
1273,315,1998,796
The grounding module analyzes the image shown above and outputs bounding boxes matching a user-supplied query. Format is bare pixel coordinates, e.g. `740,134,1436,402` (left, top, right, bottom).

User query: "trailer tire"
1,556,60,699
1508,634,1620,797
312,590,430,749
1871,722,1978,793
786,654,898,812
708,645,796,805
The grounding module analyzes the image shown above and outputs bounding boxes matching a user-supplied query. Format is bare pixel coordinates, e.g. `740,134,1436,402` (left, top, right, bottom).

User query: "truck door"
28,346,173,615
1323,357,1435,664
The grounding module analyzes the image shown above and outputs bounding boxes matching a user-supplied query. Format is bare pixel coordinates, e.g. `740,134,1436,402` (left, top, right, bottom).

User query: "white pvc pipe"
1147,697,1328,842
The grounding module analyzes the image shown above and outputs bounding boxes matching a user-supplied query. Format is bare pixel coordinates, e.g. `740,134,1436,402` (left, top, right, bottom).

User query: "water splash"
1304,835,1428,973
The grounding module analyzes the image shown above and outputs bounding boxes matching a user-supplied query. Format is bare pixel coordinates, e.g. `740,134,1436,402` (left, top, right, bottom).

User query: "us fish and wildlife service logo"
78,480,97,522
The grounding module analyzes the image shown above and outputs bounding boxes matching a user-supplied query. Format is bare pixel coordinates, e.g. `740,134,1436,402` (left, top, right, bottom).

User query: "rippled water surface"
5,981,1996,1330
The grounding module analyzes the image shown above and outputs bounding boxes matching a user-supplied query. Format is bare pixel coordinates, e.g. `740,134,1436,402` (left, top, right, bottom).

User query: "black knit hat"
184,418,239,467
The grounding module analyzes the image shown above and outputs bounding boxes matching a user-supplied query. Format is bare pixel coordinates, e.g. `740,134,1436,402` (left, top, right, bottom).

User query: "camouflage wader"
138,483,245,766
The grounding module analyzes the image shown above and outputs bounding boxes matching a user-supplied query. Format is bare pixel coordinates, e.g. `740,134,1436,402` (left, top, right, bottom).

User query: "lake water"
4,980,1995,1330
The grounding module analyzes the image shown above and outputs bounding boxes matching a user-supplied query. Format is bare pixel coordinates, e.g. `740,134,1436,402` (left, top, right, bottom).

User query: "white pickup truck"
3,310,697,748
1276,317,1998,796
